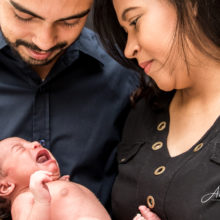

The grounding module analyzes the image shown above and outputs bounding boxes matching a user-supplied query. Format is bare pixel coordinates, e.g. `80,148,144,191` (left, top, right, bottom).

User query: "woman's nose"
124,35,140,59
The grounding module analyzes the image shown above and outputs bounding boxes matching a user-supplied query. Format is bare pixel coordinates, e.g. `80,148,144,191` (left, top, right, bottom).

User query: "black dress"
112,91,220,220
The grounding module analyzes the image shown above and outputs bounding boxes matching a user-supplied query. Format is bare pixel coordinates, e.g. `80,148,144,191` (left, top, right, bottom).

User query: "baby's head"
0,137,60,199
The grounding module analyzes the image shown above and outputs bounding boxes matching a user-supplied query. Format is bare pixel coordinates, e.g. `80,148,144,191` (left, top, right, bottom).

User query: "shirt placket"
33,85,50,148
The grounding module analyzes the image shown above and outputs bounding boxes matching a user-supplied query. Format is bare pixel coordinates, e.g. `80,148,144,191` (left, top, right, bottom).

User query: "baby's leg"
138,206,161,220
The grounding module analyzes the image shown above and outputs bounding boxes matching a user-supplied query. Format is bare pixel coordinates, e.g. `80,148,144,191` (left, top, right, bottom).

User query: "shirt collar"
65,27,106,65
0,31,7,49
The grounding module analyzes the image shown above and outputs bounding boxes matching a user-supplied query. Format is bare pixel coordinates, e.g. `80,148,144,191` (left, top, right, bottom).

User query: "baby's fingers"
139,206,161,220
30,170,53,190
133,213,146,220
59,175,70,181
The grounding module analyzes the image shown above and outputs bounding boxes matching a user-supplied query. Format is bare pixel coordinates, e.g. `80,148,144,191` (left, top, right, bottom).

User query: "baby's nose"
31,141,42,149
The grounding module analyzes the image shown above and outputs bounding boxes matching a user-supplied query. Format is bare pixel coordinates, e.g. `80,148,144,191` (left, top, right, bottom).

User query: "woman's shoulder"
129,89,174,115
121,90,174,141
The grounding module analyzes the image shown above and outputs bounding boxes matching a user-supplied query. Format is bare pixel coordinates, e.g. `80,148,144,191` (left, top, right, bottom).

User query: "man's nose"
32,23,58,51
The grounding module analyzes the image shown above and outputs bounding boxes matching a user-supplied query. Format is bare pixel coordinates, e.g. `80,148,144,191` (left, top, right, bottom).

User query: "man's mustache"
14,39,67,53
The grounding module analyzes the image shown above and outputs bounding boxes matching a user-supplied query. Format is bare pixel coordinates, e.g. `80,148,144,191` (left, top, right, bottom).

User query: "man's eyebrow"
9,0,44,19
57,9,90,22
9,0,90,22
122,7,139,21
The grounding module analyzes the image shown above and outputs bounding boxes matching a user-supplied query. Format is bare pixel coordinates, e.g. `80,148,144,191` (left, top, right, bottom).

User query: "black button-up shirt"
112,92,220,220
0,28,138,208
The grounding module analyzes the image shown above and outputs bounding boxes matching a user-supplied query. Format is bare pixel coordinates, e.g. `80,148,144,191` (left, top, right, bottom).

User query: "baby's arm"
133,206,161,220
12,171,53,220
27,170,54,220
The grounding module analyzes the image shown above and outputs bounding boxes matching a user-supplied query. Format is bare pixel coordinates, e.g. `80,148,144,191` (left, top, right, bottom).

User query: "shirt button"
39,139,46,147
152,141,163,151
193,143,204,152
146,195,155,209
154,166,166,175
120,158,126,163
157,121,166,131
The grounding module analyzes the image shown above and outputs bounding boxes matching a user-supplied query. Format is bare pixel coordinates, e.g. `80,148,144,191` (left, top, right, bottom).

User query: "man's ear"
0,180,15,197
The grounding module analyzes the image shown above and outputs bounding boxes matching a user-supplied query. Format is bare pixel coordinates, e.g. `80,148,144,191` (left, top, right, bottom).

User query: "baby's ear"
0,180,15,197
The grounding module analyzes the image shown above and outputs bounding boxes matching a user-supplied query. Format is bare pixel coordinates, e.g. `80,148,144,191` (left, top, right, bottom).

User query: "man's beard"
2,33,68,66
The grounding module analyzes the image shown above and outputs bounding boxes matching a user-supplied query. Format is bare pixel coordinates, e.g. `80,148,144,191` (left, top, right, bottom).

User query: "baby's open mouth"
36,150,51,163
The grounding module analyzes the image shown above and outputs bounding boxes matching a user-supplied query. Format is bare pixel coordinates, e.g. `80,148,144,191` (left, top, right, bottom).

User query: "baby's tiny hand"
59,175,70,181
29,170,53,204
133,213,146,220
138,206,161,220
133,206,161,220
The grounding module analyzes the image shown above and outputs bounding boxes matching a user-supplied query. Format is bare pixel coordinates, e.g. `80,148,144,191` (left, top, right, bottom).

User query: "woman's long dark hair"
93,0,220,101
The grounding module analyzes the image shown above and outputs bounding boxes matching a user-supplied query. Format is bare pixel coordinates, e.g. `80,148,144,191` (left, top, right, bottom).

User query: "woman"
93,0,220,219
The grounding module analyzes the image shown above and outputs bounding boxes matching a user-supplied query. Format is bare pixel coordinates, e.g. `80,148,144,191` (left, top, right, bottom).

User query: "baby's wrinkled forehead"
1,137,26,144
0,137,27,152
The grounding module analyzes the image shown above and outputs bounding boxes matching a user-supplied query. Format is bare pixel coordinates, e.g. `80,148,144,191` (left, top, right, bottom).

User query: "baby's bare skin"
133,206,161,220
11,171,111,220
0,138,110,220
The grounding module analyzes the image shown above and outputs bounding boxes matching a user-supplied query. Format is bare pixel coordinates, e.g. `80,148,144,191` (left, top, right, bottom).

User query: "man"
0,0,138,213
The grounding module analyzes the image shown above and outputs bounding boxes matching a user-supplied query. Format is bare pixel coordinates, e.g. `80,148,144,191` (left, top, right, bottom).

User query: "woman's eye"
14,13,33,22
129,16,141,28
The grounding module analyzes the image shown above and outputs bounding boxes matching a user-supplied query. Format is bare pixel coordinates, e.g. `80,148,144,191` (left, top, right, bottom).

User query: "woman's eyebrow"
122,7,139,21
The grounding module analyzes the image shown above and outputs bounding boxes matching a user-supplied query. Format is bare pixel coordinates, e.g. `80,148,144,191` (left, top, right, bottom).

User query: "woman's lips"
139,60,153,74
